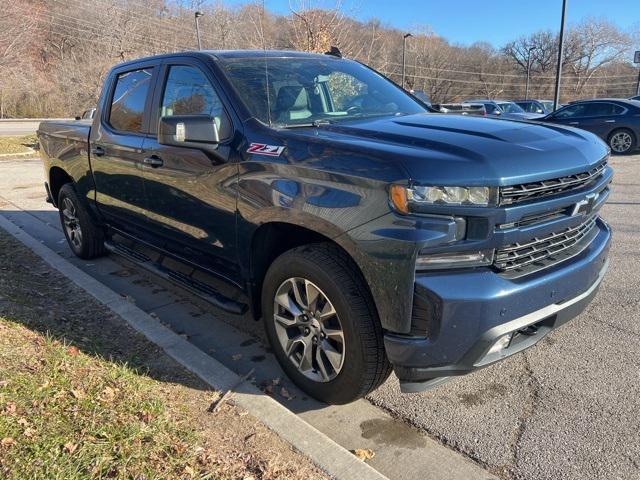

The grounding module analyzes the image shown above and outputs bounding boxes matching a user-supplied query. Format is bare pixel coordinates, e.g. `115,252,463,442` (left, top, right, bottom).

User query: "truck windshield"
219,56,427,127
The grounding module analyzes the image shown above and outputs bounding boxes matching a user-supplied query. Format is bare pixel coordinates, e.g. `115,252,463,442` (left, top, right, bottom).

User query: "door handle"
143,156,163,168
569,122,580,125
91,146,105,157
604,119,616,123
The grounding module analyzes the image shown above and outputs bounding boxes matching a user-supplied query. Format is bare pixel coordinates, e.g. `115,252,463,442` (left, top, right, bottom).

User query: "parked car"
630,95,640,101
410,89,431,107
464,99,544,120
37,50,612,404
514,99,555,115
432,103,486,116
74,108,96,121
541,98,640,154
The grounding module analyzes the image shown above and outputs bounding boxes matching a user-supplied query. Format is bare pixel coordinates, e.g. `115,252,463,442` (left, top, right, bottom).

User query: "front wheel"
262,243,391,404
608,128,636,154
58,184,107,259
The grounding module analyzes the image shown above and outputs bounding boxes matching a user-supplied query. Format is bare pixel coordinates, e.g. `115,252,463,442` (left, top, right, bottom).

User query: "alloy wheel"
272,277,345,382
62,197,83,250
610,131,632,153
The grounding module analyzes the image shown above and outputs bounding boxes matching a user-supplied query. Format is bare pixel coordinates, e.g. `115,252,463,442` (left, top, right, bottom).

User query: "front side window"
220,57,426,127
161,65,230,138
109,68,153,133
553,104,588,119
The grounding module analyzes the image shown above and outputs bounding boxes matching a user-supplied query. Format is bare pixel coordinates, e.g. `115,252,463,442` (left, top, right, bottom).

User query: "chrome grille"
494,216,598,272
500,161,607,205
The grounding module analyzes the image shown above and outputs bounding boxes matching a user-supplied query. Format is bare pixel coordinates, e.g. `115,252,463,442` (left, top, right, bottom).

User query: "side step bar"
104,240,248,315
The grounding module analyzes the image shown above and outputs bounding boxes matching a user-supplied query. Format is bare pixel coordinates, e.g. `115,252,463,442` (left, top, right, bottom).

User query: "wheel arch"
49,166,74,207
247,220,374,322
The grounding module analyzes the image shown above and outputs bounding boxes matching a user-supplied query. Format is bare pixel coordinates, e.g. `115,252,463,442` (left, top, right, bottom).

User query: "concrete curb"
0,213,388,480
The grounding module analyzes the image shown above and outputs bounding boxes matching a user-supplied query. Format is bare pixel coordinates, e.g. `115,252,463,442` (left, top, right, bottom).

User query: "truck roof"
113,49,341,70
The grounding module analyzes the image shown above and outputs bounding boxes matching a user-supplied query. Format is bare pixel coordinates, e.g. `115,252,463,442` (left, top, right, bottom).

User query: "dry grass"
0,230,328,480
0,136,37,156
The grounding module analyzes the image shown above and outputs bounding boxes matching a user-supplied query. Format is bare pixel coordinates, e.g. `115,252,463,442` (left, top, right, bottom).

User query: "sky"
223,0,640,47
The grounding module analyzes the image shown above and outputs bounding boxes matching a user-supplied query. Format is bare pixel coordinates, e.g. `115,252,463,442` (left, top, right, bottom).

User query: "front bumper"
384,218,611,393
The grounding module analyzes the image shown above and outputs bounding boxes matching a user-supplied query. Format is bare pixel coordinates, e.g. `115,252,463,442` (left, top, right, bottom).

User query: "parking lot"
0,153,638,480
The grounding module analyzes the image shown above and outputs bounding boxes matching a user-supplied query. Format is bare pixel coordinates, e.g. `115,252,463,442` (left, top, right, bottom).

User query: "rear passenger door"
90,63,158,234
140,58,241,281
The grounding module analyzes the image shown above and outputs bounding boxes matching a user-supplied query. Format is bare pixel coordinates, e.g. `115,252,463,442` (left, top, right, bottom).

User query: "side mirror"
158,115,220,151
494,110,501,115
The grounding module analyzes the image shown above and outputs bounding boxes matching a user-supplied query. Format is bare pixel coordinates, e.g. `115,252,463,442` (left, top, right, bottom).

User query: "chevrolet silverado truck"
37,50,612,404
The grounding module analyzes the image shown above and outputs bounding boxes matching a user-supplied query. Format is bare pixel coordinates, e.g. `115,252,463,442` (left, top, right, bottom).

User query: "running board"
104,240,248,315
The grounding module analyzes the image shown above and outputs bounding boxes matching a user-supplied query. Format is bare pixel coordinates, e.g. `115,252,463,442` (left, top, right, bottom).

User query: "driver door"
140,58,241,282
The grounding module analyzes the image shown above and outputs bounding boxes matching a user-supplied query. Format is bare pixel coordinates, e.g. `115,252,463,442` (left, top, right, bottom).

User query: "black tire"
262,243,391,404
58,184,107,259
608,128,636,155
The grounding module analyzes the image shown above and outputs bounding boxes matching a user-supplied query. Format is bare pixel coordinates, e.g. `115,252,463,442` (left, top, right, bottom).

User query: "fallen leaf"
23,428,36,438
1,437,16,448
63,442,78,454
137,411,153,423
263,385,274,395
3,402,17,415
66,346,80,356
99,387,118,403
280,387,294,401
0,380,8,388
70,389,86,400
183,465,195,476
17,418,28,427
231,354,243,361
352,448,375,461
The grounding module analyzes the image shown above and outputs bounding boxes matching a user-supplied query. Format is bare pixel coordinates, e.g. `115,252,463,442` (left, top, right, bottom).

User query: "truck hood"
303,113,608,186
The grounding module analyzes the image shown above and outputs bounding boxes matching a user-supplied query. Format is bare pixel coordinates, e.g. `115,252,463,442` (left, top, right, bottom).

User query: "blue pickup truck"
37,50,612,404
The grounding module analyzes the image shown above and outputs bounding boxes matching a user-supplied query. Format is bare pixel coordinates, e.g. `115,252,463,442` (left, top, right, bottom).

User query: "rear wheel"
58,184,107,259
262,243,391,404
608,128,635,154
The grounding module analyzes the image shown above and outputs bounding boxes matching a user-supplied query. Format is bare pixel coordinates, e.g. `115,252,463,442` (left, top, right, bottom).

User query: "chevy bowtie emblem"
571,193,597,217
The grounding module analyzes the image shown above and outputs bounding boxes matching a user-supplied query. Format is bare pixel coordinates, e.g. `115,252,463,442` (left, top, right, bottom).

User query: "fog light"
488,333,513,355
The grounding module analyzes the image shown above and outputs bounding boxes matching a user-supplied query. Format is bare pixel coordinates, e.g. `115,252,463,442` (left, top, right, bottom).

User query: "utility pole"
553,0,568,111
195,11,204,50
525,46,535,100
402,33,413,90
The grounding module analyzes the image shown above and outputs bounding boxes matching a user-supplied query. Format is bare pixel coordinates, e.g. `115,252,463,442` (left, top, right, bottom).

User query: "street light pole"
194,11,204,50
402,33,412,90
553,0,568,111
525,46,535,100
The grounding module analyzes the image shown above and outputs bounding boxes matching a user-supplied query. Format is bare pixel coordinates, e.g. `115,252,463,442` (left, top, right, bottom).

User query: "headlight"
390,185,498,213
415,249,494,270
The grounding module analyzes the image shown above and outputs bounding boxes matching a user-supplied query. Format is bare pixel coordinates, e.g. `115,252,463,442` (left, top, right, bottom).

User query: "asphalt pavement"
1,154,638,480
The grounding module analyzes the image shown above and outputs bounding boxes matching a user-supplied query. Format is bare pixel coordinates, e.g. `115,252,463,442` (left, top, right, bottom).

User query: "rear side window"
585,102,625,117
161,65,230,138
109,68,153,133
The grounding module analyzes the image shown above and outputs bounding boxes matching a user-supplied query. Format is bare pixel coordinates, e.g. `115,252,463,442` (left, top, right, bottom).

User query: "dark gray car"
541,98,640,154
464,99,544,120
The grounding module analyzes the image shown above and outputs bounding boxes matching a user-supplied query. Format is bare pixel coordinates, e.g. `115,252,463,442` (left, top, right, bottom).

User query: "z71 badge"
247,143,285,157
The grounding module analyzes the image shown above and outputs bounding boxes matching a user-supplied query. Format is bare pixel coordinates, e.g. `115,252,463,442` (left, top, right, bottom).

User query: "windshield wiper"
280,119,333,129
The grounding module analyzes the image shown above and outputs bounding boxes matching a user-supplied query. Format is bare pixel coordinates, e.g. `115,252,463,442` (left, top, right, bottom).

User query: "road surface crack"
508,353,541,479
